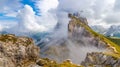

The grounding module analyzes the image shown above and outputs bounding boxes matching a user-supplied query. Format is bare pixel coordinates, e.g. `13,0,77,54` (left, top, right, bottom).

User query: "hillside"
0,34,82,67
69,13,120,53
107,37,120,46
37,13,120,66
0,34,40,67
68,13,120,66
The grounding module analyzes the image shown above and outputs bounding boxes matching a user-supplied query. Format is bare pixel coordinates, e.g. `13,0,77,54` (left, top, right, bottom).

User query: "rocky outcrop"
0,34,82,67
68,13,108,49
81,52,120,67
72,12,88,24
0,34,40,67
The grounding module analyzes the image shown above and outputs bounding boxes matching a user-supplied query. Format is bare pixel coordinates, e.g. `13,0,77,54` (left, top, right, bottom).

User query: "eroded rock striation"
81,52,120,67
0,34,40,67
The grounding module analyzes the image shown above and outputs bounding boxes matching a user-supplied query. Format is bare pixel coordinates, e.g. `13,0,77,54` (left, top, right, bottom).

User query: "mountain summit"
37,13,120,66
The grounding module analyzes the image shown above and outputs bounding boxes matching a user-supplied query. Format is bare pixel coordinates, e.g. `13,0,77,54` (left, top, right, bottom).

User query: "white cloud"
35,0,117,29
6,3,58,34
55,0,117,28
0,20,17,31
114,0,120,11
0,0,120,34
36,0,58,14
5,12,18,17
0,0,59,34
58,0,95,12
34,0,59,31
0,24,3,31
17,5,48,32
29,0,118,33
0,0,23,17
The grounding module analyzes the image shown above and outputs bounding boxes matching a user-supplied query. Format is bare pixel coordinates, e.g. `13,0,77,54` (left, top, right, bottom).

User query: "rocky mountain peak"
68,13,109,48
69,13,88,24
81,52,120,67
37,14,120,65
68,13,90,38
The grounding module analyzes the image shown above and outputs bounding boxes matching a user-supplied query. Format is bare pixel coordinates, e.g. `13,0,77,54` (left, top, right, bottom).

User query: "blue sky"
0,0,120,33
0,0,37,21
0,0,59,33
21,0,39,15
0,13,16,21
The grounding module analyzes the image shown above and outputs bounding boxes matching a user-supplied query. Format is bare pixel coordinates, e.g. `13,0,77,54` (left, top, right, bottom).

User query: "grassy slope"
70,15,120,58
107,37,120,46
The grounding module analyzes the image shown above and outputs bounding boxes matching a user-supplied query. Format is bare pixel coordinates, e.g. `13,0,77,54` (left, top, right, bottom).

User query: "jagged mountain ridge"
38,13,120,66
105,25,120,37
91,25,107,34
91,25,120,37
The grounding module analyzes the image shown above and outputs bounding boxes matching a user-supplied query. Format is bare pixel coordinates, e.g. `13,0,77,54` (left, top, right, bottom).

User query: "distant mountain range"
91,25,120,37
105,25,120,37
91,25,107,34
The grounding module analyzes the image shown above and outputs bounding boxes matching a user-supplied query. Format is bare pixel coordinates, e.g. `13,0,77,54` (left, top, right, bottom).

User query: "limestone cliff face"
68,13,108,49
68,14,120,66
81,52,120,67
0,34,40,67
38,13,120,64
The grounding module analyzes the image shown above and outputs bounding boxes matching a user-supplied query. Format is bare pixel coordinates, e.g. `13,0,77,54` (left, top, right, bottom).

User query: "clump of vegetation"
37,58,83,67
0,34,17,43
0,34,34,47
